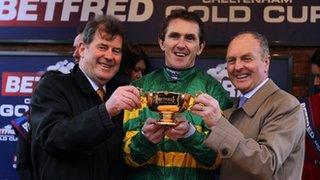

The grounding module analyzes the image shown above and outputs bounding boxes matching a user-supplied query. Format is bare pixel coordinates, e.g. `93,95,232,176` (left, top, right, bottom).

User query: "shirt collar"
163,66,196,82
79,66,105,91
242,78,269,99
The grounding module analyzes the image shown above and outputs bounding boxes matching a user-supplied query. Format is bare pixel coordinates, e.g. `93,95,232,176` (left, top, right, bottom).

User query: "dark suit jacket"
31,65,124,180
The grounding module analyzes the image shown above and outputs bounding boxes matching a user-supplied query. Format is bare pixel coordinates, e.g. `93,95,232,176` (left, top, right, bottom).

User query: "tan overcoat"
205,80,305,180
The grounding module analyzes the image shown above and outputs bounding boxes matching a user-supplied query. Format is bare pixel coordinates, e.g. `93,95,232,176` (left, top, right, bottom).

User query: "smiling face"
158,18,205,70
79,31,123,87
226,34,270,93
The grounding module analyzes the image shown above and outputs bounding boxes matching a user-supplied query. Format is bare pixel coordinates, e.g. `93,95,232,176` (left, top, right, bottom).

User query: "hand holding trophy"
140,90,195,125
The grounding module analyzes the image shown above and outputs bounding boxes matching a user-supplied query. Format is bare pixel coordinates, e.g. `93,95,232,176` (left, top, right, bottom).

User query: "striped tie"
96,87,107,102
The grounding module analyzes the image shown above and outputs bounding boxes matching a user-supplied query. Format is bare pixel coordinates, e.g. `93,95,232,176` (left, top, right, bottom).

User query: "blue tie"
238,96,248,108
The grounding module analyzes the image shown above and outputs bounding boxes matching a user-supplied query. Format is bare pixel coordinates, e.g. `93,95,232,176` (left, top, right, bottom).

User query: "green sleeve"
210,80,233,110
128,131,158,164
178,129,219,167
123,105,160,166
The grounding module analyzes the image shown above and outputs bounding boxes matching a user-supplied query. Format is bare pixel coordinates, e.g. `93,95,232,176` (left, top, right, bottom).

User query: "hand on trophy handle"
165,114,195,141
191,93,222,128
105,85,141,117
142,118,167,144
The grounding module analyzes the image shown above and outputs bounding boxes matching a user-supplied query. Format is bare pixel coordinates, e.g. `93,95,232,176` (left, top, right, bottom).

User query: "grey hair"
229,31,270,59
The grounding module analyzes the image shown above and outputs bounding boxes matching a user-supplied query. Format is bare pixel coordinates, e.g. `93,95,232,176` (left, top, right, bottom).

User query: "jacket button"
221,148,228,156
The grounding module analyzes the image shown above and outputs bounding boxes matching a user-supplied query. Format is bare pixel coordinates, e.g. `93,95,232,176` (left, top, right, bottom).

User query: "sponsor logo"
0,0,153,25
1,60,74,97
0,125,17,142
0,60,74,117
1,72,42,96
46,60,75,74
207,63,241,98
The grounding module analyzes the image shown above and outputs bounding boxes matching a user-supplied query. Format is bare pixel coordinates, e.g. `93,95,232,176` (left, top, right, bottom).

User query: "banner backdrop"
0,53,75,180
0,53,291,179
0,0,319,45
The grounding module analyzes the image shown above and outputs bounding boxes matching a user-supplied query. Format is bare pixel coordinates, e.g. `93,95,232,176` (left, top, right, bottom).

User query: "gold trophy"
141,91,194,125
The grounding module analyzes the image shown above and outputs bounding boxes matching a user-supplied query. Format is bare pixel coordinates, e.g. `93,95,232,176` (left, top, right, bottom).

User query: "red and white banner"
0,0,319,45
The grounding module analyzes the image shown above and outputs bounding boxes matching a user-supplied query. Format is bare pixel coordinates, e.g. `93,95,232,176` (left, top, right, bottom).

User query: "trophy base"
157,121,177,126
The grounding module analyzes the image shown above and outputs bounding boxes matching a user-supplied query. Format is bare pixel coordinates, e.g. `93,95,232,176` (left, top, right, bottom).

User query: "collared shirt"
242,78,269,99
79,66,106,92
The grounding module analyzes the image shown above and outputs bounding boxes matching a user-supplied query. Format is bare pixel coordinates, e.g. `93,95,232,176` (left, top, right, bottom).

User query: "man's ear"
79,42,86,57
158,38,165,51
197,41,206,55
264,54,271,73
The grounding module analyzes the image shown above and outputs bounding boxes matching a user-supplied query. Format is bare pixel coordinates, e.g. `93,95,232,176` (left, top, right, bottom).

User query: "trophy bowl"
142,91,194,125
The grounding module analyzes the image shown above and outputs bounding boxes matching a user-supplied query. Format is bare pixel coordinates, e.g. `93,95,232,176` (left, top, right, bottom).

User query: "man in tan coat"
191,31,305,180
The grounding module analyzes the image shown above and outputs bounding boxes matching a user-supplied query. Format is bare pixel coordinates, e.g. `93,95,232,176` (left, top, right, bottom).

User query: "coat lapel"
72,65,95,95
242,79,280,116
